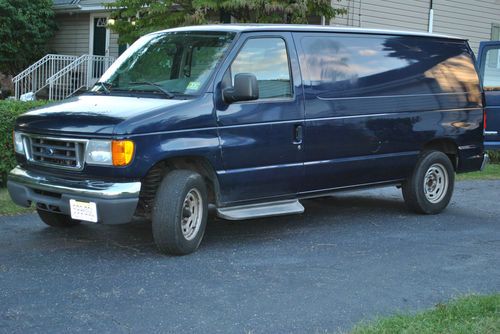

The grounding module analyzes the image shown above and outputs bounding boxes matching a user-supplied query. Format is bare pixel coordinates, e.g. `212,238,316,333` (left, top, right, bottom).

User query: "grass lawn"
351,294,500,334
457,163,500,181
0,188,33,216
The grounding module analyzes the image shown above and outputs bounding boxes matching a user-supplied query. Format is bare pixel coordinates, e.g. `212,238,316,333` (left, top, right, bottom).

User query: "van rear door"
478,41,500,150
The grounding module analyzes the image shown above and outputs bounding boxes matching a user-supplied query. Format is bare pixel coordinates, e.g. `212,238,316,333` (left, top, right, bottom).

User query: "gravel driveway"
1,180,499,333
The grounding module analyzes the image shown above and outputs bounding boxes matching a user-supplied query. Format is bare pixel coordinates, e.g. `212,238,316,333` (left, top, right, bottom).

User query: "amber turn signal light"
112,140,135,166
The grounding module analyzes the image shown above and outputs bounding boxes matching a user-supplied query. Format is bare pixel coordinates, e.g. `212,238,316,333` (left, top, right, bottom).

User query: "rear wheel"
402,150,455,214
152,170,208,255
37,209,80,227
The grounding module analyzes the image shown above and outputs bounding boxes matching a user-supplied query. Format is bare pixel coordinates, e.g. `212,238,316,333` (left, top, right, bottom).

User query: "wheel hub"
180,188,203,241
423,163,449,203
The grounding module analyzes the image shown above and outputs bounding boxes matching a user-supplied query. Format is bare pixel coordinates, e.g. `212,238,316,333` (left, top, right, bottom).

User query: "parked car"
8,25,487,255
478,41,500,150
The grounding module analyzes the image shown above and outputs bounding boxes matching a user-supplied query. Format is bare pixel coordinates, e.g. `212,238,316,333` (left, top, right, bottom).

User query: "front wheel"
402,150,455,214
152,170,208,255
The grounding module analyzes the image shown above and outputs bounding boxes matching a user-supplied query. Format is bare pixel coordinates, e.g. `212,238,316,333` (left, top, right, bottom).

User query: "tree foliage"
0,0,56,76
106,0,347,44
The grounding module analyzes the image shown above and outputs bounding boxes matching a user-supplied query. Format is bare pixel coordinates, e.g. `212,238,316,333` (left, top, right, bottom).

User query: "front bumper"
7,166,141,224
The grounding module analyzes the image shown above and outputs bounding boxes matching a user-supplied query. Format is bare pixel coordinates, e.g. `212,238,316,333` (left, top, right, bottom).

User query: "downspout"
428,0,434,33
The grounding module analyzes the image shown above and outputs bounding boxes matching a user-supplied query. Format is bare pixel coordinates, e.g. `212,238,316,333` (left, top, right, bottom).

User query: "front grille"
25,135,86,170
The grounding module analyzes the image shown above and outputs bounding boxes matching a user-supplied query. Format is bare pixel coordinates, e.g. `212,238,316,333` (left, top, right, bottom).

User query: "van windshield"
95,31,235,98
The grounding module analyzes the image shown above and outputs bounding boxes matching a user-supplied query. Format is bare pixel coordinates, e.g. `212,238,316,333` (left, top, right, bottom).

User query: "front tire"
152,170,208,255
37,209,80,227
402,150,455,214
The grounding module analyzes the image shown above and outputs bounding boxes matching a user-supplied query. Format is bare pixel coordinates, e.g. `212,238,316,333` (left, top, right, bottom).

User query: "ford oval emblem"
44,148,55,156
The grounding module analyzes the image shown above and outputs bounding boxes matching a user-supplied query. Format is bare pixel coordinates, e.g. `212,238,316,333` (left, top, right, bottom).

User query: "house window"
96,17,108,28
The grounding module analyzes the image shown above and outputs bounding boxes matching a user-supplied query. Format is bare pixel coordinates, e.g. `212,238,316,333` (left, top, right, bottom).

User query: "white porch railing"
46,55,116,101
12,54,78,99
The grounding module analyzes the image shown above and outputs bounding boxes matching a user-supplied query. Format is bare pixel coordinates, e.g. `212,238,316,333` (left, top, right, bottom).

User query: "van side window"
227,38,292,99
299,36,410,89
483,48,500,90
298,35,476,98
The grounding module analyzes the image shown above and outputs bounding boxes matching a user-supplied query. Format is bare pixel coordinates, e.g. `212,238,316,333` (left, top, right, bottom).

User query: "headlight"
86,140,112,165
13,131,25,154
85,139,134,166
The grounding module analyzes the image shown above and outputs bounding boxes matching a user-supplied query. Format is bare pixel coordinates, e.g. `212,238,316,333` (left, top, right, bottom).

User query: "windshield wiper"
128,81,174,98
93,81,112,94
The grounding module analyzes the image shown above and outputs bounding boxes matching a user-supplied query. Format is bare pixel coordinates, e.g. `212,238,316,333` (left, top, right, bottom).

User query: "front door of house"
93,17,107,56
92,17,108,78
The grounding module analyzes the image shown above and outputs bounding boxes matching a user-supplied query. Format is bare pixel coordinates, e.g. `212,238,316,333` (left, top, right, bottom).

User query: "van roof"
159,24,464,41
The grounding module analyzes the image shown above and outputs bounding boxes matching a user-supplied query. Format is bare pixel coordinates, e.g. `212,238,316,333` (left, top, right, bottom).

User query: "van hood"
16,94,191,136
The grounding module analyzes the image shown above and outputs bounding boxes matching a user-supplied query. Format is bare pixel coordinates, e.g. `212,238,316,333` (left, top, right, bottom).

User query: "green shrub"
487,150,500,164
0,100,49,187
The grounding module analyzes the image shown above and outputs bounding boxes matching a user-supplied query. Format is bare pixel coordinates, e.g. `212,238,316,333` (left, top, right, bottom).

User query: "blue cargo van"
8,25,487,254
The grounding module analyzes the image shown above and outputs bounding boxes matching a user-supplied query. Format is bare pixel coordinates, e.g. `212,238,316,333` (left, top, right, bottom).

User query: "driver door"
214,32,305,204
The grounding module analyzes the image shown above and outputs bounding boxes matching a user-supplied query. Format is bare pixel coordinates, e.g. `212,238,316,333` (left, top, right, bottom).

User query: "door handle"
293,124,303,144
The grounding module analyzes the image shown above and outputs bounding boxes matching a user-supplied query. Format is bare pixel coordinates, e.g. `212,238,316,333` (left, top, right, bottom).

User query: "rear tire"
402,150,455,214
152,170,208,255
37,209,80,227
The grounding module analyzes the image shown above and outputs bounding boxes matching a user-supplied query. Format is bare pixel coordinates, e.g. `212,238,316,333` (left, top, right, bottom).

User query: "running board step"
217,199,304,221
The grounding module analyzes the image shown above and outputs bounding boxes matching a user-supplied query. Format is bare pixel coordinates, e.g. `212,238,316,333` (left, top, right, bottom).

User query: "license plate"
69,199,98,223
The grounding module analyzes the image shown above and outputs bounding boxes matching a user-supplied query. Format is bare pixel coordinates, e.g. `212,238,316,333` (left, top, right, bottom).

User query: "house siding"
109,31,120,58
332,0,429,31
49,12,120,58
49,13,90,56
331,0,500,53
359,0,430,32
432,0,500,51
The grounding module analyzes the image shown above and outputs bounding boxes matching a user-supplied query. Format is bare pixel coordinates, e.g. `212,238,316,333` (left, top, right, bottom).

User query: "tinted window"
298,35,478,98
483,47,500,90
300,36,411,86
229,38,292,99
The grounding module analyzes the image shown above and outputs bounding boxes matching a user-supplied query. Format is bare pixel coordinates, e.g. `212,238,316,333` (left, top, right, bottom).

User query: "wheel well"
136,156,220,218
422,139,458,169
